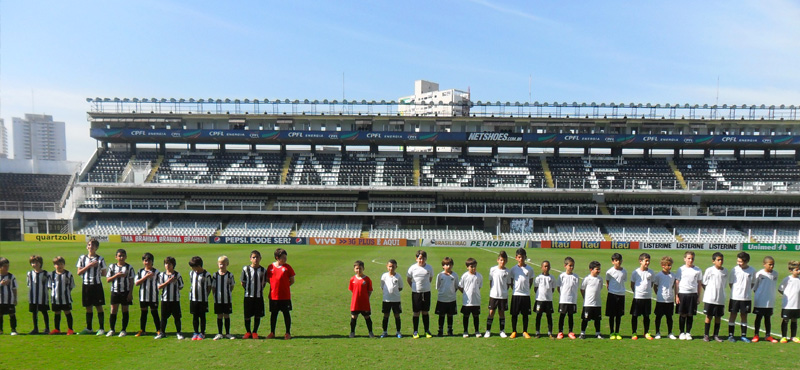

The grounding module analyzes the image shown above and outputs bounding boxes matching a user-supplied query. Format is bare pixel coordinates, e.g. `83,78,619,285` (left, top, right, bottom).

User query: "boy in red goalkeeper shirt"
266,248,295,340
349,260,374,338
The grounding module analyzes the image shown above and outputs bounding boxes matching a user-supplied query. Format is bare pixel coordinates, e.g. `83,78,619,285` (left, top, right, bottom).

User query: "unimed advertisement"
743,243,800,252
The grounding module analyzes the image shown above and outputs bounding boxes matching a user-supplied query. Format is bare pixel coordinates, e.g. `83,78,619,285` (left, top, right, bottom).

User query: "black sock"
792,321,798,338
643,316,650,333
54,313,62,331
66,313,73,330
422,314,429,332
253,316,261,333
486,317,494,332
558,313,565,332
472,313,480,333
225,318,231,335
270,310,279,334
160,311,168,333
499,318,505,332
97,312,105,330
447,315,453,333
728,324,735,337
594,319,601,334
365,317,373,333
0,316,4,332
704,322,710,336
655,314,662,333
438,315,445,333
547,314,553,333
608,316,615,333
284,311,291,334
413,315,419,332
614,316,621,333
679,316,686,333
581,319,588,333
395,316,401,332
568,314,574,332
754,314,762,336
686,317,694,333
666,315,673,334
632,317,638,334
86,312,93,331
511,316,518,333
175,318,181,333
193,315,199,333
522,315,529,333
764,316,771,337
9,315,16,331
714,321,721,336
536,312,542,332
350,317,357,333
782,320,788,338
217,318,223,334
121,312,129,331
42,312,49,331
463,314,469,333
200,315,206,334
140,312,148,332
151,310,160,332
741,323,747,337
244,318,251,333
110,313,117,332
383,316,389,332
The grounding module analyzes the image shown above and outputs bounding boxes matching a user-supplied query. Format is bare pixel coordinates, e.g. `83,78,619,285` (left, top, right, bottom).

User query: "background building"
12,114,67,161
0,119,8,158
398,80,470,117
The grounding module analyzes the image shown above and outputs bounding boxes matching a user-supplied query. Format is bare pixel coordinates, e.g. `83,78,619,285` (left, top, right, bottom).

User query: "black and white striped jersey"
0,273,18,305
50,270,75,305
211,271,235,304
241,265,267,298
158,271,184,302
137,268,160,303
27,270,50,305
77,255,107,285
106,263,135,293
189,270,212,303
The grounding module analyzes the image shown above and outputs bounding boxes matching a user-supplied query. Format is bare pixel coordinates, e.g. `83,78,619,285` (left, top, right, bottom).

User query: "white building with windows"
398,80,470,117
0,119,8,158
12,114,67,161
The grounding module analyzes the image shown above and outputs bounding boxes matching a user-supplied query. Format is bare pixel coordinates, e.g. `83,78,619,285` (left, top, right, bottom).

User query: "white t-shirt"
631,268,655,300
653,271,676,303
605,267,628,296
407,263,434,293
534,274,556,302
459,272,482,307
675,265,703,294
380,272,402,302
581,274,603,307
510,265,534,297
702,266,728,305
557,272,580,304
435,271,459,303
488,266,512,299
779,275,800,310
753,269,779,308
729,265,756,301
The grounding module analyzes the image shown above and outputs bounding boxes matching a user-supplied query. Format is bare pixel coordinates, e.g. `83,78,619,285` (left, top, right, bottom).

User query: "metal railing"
0,201,60,212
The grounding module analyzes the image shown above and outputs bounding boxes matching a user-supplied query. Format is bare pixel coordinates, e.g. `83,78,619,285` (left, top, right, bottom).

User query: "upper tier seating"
419,154,545,188
0,173,72,203
548,156,678,189
84,151,132,182
154,151,282,185
676,157,800,191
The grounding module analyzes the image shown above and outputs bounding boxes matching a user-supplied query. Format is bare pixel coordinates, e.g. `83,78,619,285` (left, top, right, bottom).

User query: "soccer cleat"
425,331,433,338
226,334,236,340
765,336,778,343
349,332,356,338
596,333,604,339
176,333,184,340
556,332,564,339
66,329,75,336
714,335,724,343
96,329,105,336
198,334,205,340
49,329,60,335
793,337,800,343
509,331,517,339
679,333,686,340
243,332,252,339
79,328,93,335
616,334,623,340
499,331,507,338
523,332,531,339
740,336,751,343
703,335,710,342
631,335,638,340
118,331,127,338
463,332,469,338
780,337,788,343
396,332,402,339
28,330,39,335
483,331,491,338
685,334,693,341
413,331,420,339
135,330,144,337
106,330,115,337
369,332,376,338
568,332,576,340
437,330,444,337
579,333,586,339
654,333,661,340
447,329,454,337
154,333,164,340
191,333,199,340
645,333,654,340
751,335,759,343
10,331,18,336
668,334,678,340
475,332,482,338
534,332,541,338
266,332,275,339
213,334,224,340
380,331,388,338
728,335,736,343
251,333,258,339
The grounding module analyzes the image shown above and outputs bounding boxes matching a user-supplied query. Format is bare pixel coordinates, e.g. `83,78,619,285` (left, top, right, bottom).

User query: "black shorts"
243,297,265,318
190,301,208,315
704,303,725,318
161,301,181,318
0,304,15,315
753,307,773,316
82,284,105,307
605,293,626,317
728,299,752,314
676,293,699,316
534,301,554,314
140,301,158,310
559,303,577,314
269,299,292,313
435,301,457,315
781,309,800,320
654,302,674,316
510,296,532,316
29,303,49,313
582,306,602,321
488,297,508,311
630,298,652,317
110,291,132,306
382,301,402,314
411,292,431,312
351,310,371,316
51,303,72,312
461,306,480,316
214,303,232,315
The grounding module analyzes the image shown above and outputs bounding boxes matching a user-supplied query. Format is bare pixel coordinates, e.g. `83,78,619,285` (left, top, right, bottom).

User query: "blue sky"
1,0,799,161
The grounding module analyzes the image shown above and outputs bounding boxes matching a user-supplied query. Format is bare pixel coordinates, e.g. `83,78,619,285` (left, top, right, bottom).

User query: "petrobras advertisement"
640,242,741,250
209,236,306,245
419,239,527,248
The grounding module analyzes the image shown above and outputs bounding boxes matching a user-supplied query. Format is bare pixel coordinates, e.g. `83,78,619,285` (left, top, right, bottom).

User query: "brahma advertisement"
121,235,208,243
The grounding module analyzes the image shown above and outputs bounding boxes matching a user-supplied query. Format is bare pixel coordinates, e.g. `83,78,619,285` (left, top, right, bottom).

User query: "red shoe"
49,329,61,335
567,332,576,340
66,329,75,336
765,336,779,343
135,330,144,337
252,333,259,339
243,332,252,339
752,335,760,343
266,332,276,339
284,333,292,340
556,332,564,339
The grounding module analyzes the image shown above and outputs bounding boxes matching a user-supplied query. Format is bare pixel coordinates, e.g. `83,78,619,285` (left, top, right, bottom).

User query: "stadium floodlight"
619,103,626,108
646,103,652,107
637,103,643,108
360,99,367,104
85,98,92,102
722,104,727,108
380,100,386,104
665,103,670,108
770,105,776,109
533,101,540,106
496,101,503,106
572,101,578,106
282,99,289,103
542,102,548,107
122,98,130,102
523,102,530,107
224,99,231,103
179,98,185,103
302,99,309,104
323,99,329,104
233,99,240,103
759,104,766,109
103,98,111,102
590,102,596,106
113,98,120,102
580,102,587,107
600,103,606,107
780,104,786,109
133,98,139,102
610,102,616,107
790,105,796,109
292,100,299,104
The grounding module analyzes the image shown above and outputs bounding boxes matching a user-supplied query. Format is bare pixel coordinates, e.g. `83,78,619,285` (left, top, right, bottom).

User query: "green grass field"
0,241,797,369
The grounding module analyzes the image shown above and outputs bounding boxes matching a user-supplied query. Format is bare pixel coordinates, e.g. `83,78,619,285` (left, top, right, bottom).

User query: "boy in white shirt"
509,248,534,339
630,253,655,340
458,258,482,338
727,251,756,342
557,257,580,340
605,253,627,340
675,251,703,340
435,257,459,337
778,260,800,343
407,250,434,339
534,260,555,338
652,256,677,340
702,252,728,342
380,259,402,338
752,256,778,343
580,261,603,339
484,251,512,338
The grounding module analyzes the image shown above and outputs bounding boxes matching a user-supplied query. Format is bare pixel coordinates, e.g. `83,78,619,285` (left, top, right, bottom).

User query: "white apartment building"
0,119,7,158
398,80,470,117
13,114,67,161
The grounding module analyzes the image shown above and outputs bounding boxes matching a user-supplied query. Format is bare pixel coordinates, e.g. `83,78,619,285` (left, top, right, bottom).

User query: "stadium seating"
295,220,362,238
674,223,749,243
84,151,132,182
154,151,282,185
76,217,152,236
677,157,800,191
0,173,72,204
548,156,679,190
274,195,358,212
440,201,599,215
149,218,219,236
220,219,293,237
526,222,604,241
370,228,494,240
604,223,677,242
368,195,436,213
748,225,800,243
419,154,545,188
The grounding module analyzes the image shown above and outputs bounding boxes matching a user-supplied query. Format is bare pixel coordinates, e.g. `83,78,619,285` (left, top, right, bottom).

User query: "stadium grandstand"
6,97,800,250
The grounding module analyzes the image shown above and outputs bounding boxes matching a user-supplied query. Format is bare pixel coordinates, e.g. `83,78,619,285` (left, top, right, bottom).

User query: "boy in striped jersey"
135,252,160,337
77,238,107,335
156,256,184,340
27,255,50,335
50,256,75,335
0,257,18,335
241,250,267,339
212,255,235,340
267,248,295,340
188,256,212,340
106,249,135,337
